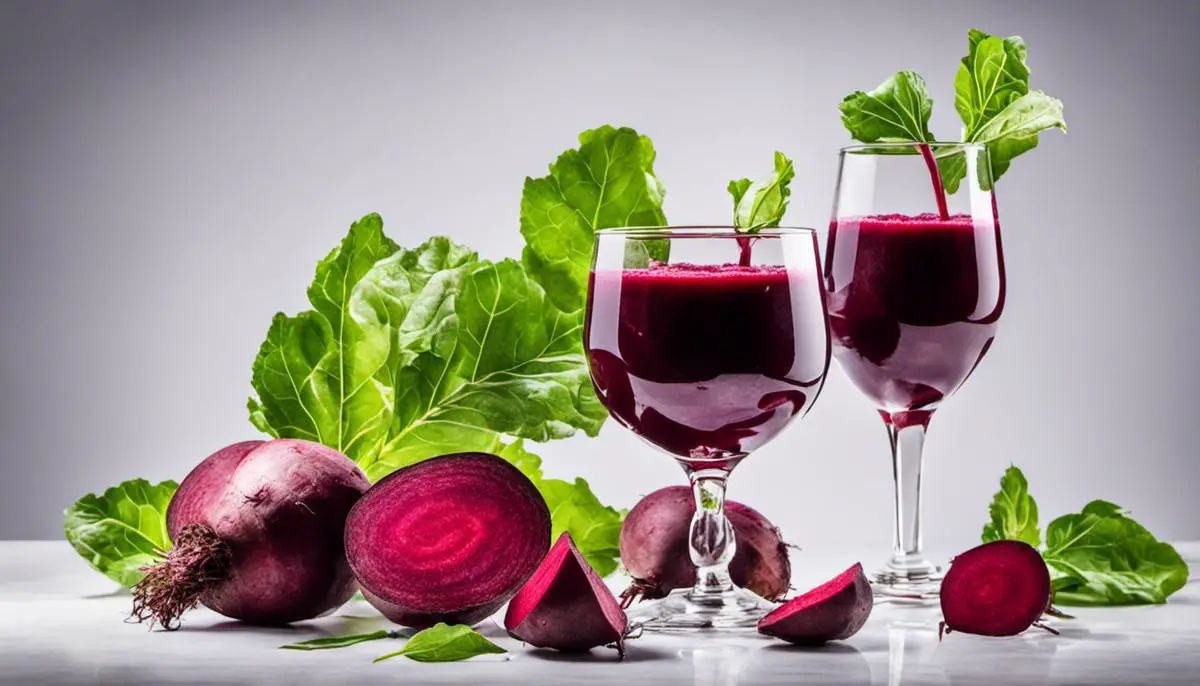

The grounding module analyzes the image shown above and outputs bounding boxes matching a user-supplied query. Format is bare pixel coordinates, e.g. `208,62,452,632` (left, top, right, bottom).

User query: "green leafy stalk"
247,213,621,573
248,215,606,475
373,623,506,663
838,29,1066,195
728,152,795,232
64,479,177,588
944,28,1067,192
520,125,668,312
979,467,1189,606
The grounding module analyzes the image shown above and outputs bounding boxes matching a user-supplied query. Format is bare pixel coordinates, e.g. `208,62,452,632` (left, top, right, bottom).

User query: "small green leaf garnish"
728,152,795,232
373,623,506,663
839,70,934,143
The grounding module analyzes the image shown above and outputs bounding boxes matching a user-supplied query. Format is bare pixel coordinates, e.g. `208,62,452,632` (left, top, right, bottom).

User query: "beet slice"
345,452,551,628
505,532,628,655
940,540,1052,637
757,563,873,645
619,486,791,604
131,439,370,629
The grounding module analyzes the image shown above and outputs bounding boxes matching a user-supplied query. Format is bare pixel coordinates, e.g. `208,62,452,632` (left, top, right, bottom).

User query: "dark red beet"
757,563,873,645
619,486,790,604
132,439,370,629
940,540,1052,637
505,533,628,655
345,453,551,628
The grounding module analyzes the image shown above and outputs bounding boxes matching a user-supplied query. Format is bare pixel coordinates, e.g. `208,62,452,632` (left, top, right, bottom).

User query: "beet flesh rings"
940,540,1051,636
346,453,551,628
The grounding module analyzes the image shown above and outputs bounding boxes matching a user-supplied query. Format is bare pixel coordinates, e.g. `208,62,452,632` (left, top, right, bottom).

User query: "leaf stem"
917,144,950,220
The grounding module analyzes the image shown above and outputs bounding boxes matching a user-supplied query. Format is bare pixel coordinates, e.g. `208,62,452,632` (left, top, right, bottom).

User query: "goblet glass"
825,143,1005,601
585,226,830,630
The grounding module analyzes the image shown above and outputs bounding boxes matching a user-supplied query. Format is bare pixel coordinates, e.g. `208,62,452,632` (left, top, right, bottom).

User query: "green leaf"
63,479,177,588
729,152,795,232
373,623,506,663
970,90,1066,184
247,215,623,577
280,630,394,651
247,213,399,452
496,439,625,577
980,465,1040,547
248,218,606,482
361,259,607,479
839,71,934,143
955,29,1030,140
1043,500,1189,605
951,29,1066,188
935,150,969,195
520,125,668,312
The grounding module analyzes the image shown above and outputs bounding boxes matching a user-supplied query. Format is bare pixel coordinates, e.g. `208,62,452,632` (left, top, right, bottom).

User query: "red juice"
585,263,829,462
824,213,1005,411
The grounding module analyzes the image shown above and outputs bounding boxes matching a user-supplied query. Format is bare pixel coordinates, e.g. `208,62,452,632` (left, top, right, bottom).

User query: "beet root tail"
130,523,232,630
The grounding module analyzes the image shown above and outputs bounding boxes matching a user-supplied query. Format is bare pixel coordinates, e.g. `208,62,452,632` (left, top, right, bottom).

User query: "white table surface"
2,541,1198,685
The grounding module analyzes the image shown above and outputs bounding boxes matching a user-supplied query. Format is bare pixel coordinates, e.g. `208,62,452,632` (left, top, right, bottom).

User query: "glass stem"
686,468,736,599
885,410,933,568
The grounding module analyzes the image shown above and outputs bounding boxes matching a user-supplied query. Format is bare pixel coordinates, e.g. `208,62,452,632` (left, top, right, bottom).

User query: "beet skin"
345,452,551,628
619,486,790,604
505,533,628,655
757,562,873,645
133,439,370,628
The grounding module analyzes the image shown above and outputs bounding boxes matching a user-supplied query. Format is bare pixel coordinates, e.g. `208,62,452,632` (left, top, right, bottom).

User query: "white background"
2,1,1198,563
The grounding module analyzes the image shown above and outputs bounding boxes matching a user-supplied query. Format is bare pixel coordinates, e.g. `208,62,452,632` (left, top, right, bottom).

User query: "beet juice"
824,213,1005,412
585,263,829,462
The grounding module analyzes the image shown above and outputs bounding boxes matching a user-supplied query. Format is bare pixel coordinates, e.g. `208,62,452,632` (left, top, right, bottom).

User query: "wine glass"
825,142,1005,602
584,227,830,630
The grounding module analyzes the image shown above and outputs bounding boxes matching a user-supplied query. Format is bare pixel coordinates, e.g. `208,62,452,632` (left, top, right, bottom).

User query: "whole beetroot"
131,439,370,629
619,486,791,605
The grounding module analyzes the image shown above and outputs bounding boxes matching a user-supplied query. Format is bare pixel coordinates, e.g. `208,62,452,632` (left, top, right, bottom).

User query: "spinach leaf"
373,623,506,663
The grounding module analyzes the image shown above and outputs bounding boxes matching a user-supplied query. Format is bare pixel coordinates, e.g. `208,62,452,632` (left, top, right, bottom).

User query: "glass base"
627,586,775,632
872,556,943,605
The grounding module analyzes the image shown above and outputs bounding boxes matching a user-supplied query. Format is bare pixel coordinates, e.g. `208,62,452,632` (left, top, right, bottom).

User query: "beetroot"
345,452,550,628
619,486,790,604
132,439,370,629
940,540,1053,638
757,563,873,645
505,532,628,655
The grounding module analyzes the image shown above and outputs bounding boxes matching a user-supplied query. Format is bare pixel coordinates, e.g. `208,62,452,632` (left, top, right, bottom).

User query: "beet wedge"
940,540,1052,637
345,453,551,629
505,532,628,656
757,563,873,645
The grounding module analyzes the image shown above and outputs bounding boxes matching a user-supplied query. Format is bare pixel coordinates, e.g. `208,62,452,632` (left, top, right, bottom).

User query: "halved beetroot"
940,540,1051,637
505,532,628,655
345,453,551,628
757,563,872,645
